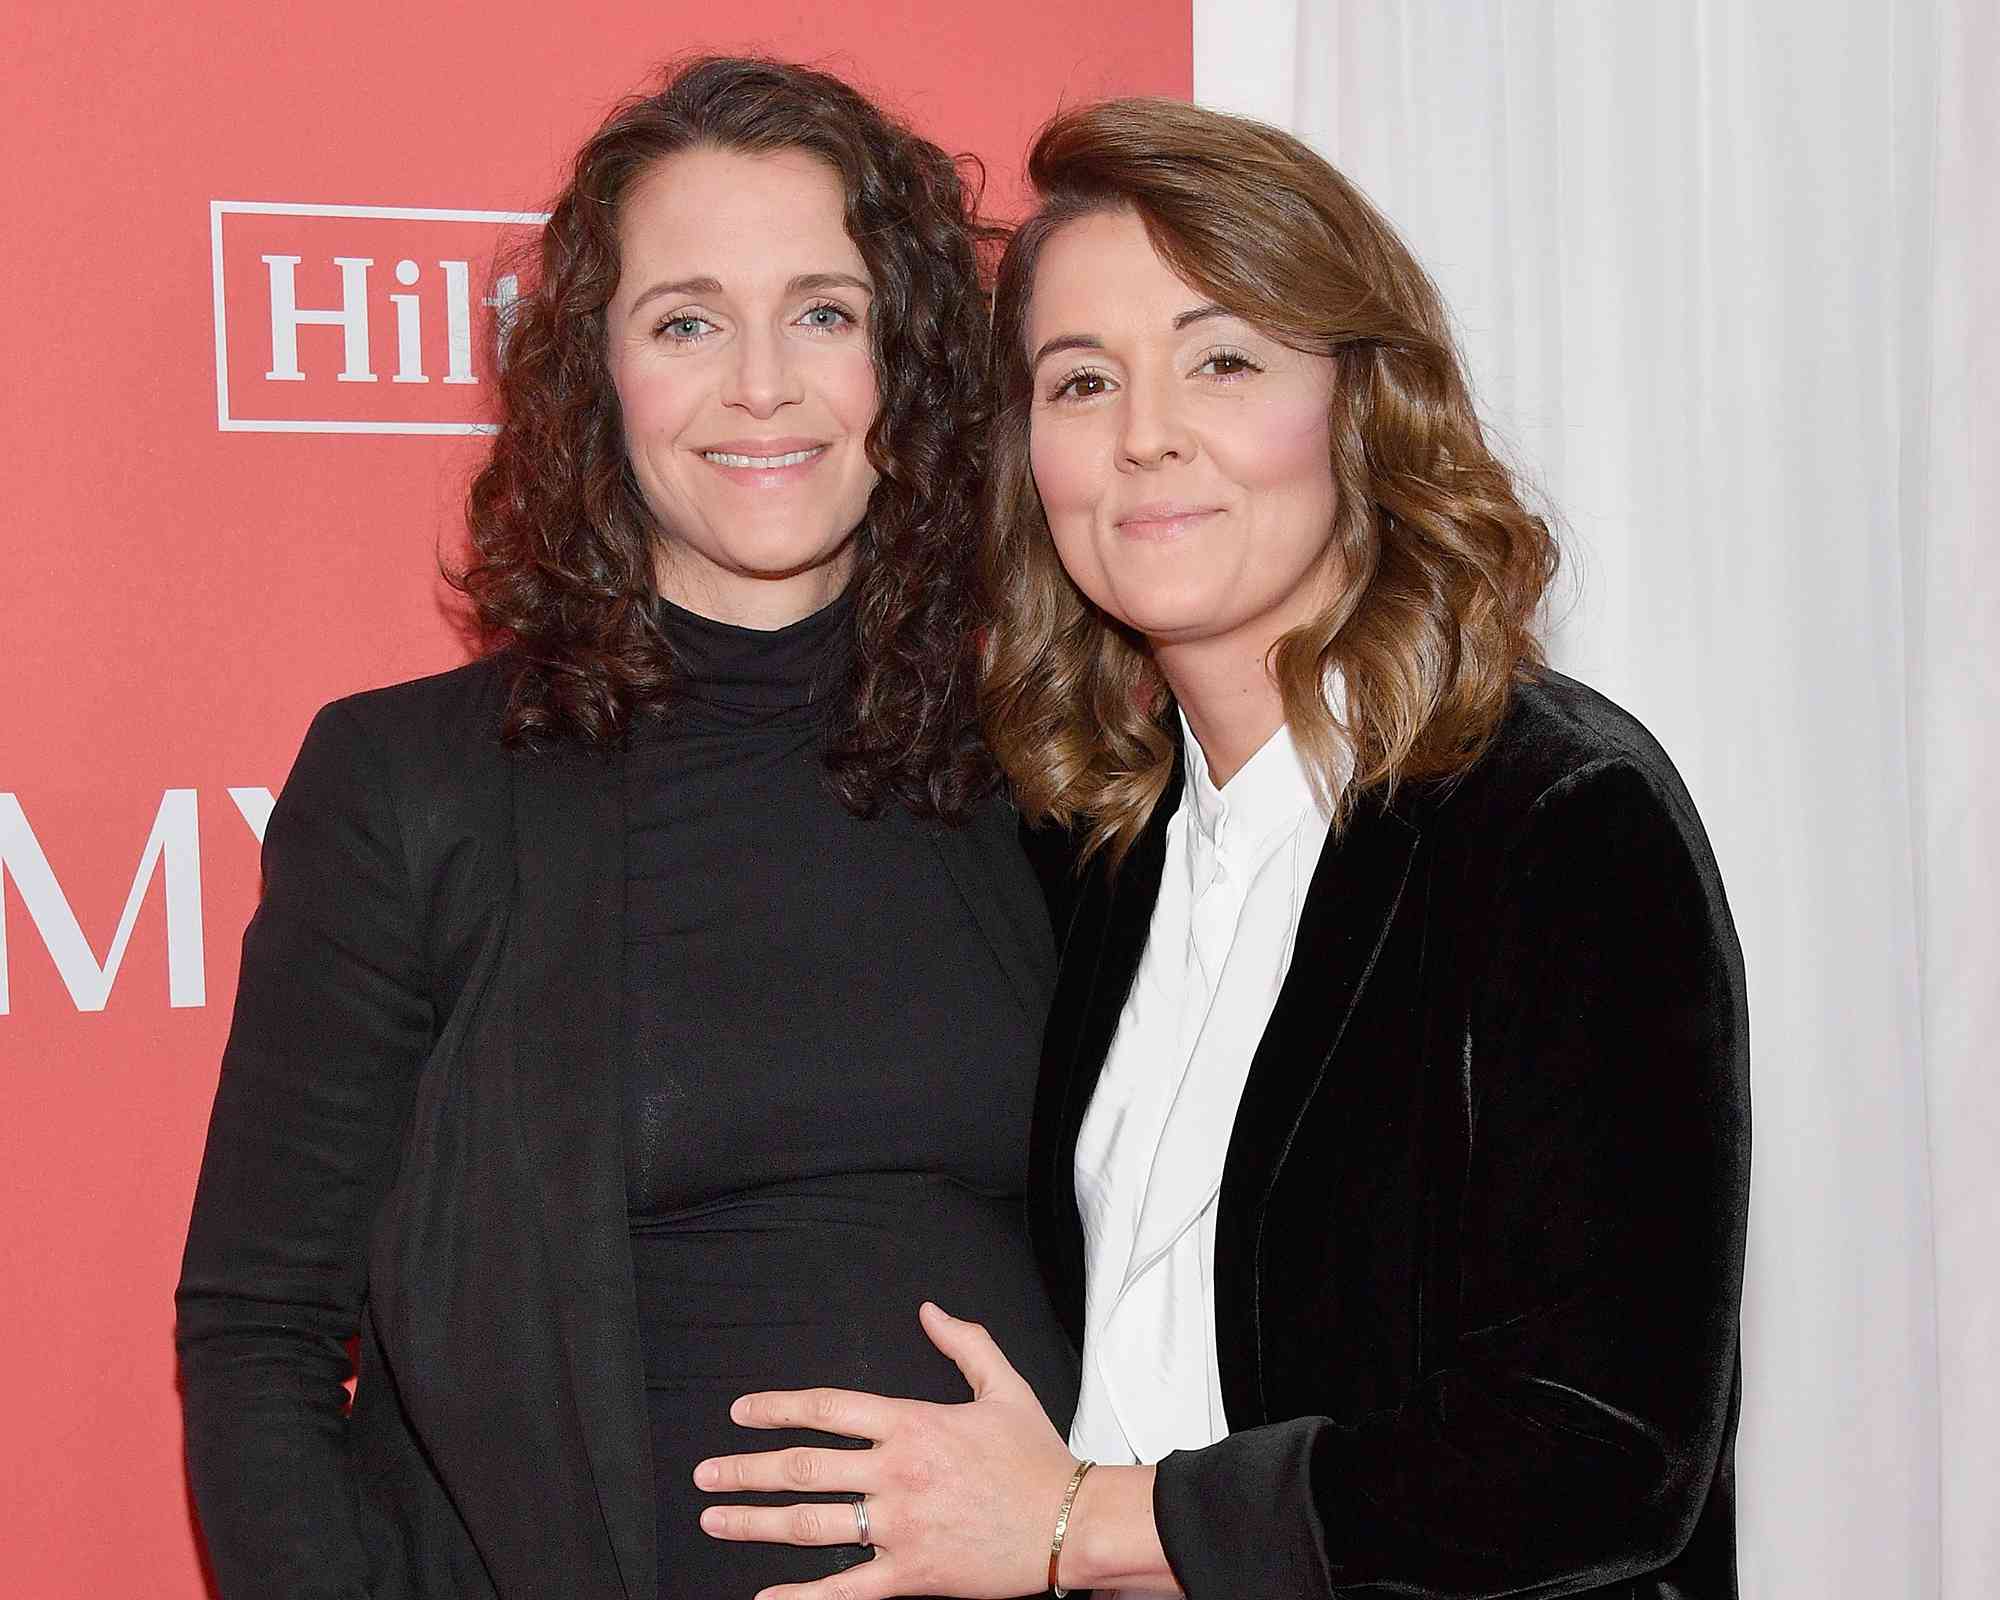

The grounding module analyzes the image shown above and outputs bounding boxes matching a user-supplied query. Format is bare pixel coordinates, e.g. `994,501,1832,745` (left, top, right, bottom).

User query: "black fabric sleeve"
1153,759,1751,1599
175,703,435,1599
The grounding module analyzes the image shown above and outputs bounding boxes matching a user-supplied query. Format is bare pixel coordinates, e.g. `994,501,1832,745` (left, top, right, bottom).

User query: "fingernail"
694,1460,719,1488
700,1508,724,1533
729,1398,747,1423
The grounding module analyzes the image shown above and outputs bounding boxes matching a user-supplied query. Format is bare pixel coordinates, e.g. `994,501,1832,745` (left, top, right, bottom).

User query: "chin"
728,537,854,583
1099,579,1229,643
735,507,865,559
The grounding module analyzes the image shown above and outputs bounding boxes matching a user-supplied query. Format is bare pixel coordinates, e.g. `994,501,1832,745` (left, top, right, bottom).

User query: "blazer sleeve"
1153,757,1752,1599
175,702,436,1600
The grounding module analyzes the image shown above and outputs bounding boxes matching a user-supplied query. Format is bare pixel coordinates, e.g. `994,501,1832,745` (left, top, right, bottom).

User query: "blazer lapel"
1213,789,1423,1426
511,743,654,1600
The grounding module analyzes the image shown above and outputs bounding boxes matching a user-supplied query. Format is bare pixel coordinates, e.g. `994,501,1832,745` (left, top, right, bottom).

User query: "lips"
1116,501,1222,525
702,447,824,468
1115,502,1223,538
696,436,828,470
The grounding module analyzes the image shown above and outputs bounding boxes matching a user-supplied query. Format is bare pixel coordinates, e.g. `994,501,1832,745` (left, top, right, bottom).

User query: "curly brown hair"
980,99,1561,865
454,56,998,820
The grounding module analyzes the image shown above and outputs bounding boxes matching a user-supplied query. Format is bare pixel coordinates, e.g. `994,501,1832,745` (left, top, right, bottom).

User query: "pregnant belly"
631,1172,1077,1596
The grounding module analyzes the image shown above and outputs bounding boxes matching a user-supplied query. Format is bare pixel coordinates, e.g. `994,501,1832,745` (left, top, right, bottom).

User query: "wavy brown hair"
981,98,1560,865
454,56,998,819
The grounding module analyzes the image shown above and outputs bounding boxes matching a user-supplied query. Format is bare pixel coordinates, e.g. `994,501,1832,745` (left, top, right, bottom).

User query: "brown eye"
1052,368,1111,401
1197,349,1261,378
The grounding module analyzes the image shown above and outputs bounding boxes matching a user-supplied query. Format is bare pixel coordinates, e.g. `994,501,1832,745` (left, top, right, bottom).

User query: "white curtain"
1192,3,1998,1596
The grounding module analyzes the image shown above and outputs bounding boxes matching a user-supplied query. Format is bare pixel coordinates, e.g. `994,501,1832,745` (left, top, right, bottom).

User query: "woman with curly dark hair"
175,57,1076,1600
696,98,1750,1600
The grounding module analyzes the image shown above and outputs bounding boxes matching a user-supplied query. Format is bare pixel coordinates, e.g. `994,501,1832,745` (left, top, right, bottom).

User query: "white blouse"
1069,711,1340,1516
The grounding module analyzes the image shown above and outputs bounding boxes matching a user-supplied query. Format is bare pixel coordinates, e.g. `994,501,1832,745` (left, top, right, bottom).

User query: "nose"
720,325,802,417
1117,366,1196,471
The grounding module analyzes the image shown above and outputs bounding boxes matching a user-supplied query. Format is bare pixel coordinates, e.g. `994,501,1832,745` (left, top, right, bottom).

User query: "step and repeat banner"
0,6,1189,1592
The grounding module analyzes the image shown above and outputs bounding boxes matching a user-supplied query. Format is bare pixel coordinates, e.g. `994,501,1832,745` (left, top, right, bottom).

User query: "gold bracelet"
1047,1458,1096,1598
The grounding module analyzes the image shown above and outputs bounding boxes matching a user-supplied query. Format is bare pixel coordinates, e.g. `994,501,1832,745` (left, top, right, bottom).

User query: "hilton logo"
209,201,547,435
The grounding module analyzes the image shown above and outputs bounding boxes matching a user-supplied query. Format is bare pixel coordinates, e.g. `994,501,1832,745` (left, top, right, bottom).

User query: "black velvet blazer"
174,655,1057,1600
1027,670,1751,1600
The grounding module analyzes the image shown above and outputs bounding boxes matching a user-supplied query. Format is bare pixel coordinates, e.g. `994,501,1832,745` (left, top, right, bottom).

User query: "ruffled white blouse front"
1069,711,1338,1518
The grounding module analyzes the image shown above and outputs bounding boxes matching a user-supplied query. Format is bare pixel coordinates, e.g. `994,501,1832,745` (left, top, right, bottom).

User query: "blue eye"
657,313,715,342
798,301,854,330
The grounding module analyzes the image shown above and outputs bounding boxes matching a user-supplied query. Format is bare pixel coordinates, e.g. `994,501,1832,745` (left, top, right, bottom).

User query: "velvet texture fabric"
174,656,1057,1600
1028,670,1752,1600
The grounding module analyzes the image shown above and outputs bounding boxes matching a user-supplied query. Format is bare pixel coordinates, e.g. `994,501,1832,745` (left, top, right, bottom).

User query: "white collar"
1179,710,1323,876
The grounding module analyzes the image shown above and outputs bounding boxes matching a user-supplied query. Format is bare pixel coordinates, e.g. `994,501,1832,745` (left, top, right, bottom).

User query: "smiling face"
607,145,880,627
1025,207,1341,669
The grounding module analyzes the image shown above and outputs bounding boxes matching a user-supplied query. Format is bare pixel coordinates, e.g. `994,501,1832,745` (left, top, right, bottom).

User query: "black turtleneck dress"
624,591,1078,1596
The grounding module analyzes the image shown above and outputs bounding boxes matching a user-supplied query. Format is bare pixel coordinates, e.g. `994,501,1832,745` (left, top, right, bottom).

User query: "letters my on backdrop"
0,789,272,1015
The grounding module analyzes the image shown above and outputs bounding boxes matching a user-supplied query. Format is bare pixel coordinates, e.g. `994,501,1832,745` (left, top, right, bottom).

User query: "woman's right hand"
695,1303,1177,1599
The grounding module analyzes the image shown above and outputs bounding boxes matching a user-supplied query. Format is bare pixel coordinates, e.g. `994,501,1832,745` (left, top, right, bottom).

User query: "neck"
1154,630,1286,789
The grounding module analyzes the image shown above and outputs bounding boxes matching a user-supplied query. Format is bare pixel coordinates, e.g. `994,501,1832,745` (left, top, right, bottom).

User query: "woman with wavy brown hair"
696,98,1752,1600
175,57,1076,1600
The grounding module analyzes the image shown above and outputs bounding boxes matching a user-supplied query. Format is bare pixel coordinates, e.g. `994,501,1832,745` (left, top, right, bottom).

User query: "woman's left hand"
694,1301,1077,1600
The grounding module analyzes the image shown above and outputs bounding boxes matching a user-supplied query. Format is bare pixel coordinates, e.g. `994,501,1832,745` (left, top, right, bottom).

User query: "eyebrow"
1029,332,1103,367
1030,304,1237,368
1173,303,1233,330
628,271,873,317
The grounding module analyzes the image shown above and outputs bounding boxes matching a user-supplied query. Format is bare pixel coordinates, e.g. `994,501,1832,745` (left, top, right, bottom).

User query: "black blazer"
175,655,1056,1600
1028,670,1751,1600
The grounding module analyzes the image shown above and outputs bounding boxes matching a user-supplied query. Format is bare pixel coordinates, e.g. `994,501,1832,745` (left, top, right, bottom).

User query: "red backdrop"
0,6,1189,1592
